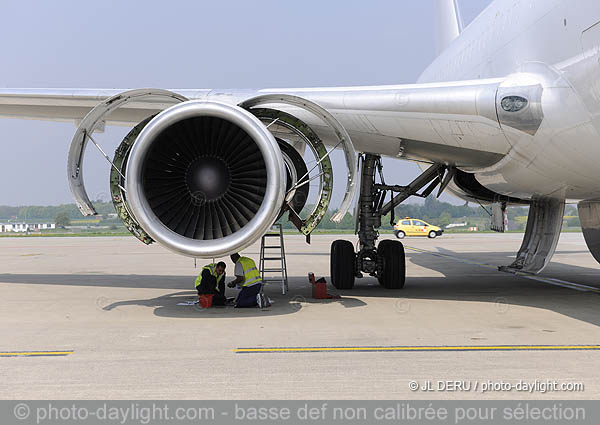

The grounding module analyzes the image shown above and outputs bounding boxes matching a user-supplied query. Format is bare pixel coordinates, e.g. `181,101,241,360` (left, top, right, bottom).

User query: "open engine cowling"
125,101,286,257
68,89,357,259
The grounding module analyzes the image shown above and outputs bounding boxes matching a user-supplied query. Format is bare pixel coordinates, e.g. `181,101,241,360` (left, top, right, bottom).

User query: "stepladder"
259,223,288,295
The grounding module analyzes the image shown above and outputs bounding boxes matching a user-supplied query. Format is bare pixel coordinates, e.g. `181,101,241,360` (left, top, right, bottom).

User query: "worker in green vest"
195,261,227,306
227,253,267,308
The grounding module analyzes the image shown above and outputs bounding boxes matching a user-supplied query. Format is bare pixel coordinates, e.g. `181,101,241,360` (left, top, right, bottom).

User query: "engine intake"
125,101,286,257
142,116,267,239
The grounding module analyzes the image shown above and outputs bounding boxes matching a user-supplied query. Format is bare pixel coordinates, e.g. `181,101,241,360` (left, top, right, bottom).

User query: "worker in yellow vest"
227,253,267,308
195,261,227,306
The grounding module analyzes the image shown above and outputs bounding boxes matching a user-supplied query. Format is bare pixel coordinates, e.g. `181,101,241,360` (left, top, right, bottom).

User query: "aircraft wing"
0,77,541,258
0,88,208,126
0,76,527,170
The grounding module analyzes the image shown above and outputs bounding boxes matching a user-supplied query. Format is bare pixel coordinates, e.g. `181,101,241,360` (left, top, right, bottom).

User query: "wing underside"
0,78,514,169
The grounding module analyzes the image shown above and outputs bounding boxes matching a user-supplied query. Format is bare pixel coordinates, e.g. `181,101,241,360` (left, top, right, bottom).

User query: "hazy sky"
0,0,490,207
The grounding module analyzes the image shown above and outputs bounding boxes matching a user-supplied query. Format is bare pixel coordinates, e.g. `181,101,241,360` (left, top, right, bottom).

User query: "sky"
0,0,491,207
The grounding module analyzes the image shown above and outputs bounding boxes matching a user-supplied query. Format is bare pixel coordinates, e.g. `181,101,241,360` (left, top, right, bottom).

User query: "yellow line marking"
0,351,73,357
234,345,600,353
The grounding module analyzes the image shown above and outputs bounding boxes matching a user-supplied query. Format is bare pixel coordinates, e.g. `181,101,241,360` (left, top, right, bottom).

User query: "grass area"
0,228,584,238
0,231,132,238
70,218,102,225
514,215,528,224
2,230,357,238
282,228,357,235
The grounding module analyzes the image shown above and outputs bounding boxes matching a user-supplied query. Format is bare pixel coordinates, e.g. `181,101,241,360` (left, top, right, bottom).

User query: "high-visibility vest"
238,257,261,287
195,263,224,289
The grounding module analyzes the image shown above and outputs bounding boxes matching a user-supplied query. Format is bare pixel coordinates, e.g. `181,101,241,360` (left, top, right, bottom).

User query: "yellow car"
393,217,443,239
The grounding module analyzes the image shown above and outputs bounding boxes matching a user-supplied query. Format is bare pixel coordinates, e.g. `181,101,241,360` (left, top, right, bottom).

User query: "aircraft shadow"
1,245,599,324
0,273,366,319
376,246,600,327
104,285,366,319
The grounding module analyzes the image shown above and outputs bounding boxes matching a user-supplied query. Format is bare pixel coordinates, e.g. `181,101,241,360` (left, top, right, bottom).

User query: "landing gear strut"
330,154,449,289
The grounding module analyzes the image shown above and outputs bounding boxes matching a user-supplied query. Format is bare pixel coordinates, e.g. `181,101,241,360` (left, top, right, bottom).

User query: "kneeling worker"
228,253,265,308
195,261,227,306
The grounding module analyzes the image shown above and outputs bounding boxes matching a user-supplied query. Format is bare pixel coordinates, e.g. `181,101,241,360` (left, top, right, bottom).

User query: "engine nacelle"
68,90,357,259
124,100,286,257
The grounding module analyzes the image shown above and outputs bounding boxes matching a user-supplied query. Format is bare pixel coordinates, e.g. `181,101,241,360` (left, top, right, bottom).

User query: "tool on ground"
308,273,340,299
199,294,214,308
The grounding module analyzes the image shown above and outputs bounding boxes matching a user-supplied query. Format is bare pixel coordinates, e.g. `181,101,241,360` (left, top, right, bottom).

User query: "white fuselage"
259,0,600,202
418,0,600,201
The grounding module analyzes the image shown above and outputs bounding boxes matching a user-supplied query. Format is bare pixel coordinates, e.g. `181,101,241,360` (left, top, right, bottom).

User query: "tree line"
280,196,530,230
0,202,116,221
1,196,534,230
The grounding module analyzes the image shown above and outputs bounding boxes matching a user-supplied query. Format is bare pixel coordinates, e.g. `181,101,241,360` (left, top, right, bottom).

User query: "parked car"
394,217,443,239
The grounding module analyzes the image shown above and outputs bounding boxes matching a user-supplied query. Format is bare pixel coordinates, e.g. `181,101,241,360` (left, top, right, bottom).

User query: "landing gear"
329,153,450,289
330,240,356,289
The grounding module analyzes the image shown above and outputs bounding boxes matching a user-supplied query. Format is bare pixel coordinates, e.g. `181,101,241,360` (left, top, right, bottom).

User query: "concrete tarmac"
1,233,600,399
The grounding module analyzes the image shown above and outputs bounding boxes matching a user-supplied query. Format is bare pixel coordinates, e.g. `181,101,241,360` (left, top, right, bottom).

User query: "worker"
227,253,267,308
195,261,227,306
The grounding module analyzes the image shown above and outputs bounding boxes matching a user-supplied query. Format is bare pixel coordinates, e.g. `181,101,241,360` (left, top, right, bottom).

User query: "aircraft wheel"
395,230,406,239
428,230,437,238
330,240,355,290
377,240,406,289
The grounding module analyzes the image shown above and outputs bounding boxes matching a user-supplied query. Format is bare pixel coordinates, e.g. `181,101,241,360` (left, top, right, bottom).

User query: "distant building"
0,223,56,233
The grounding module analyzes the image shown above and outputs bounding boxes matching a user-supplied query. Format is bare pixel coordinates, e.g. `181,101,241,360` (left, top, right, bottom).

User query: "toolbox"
308,272,340,299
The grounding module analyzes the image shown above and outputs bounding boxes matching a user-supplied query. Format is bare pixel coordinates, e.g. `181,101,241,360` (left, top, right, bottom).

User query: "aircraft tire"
377,240,406,289
330,240,355,290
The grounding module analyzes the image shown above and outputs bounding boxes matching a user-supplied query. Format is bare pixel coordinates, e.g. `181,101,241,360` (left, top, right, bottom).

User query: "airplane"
2,0,600,290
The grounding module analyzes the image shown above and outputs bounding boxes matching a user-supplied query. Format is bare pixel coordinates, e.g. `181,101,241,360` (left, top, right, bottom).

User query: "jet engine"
121,101,287,257
67,90,357,259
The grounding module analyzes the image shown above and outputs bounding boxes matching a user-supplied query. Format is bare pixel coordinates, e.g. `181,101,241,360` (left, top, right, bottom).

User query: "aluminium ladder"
259,223,288,295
